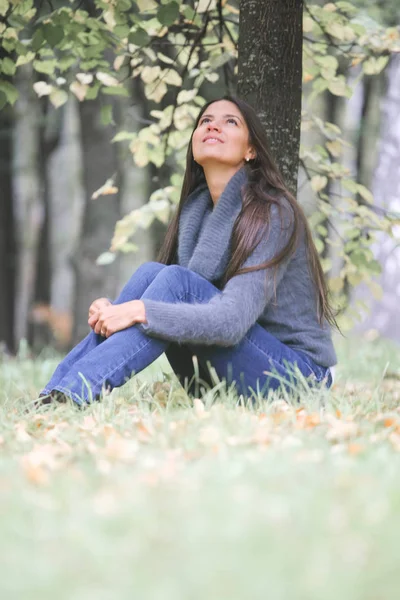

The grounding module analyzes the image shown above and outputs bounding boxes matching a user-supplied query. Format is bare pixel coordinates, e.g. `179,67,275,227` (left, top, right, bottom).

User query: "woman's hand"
88,300,147,338
88,297,112,328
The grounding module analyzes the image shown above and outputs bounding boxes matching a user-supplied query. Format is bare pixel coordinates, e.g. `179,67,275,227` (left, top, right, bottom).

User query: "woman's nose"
207,122,221,132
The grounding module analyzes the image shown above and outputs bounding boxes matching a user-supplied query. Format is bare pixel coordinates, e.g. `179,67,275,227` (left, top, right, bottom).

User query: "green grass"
0,335,400,600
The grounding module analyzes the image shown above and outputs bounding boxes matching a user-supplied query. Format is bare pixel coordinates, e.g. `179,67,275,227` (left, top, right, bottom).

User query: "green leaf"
356,184,374,204
43,24,64,47
0,0,9,17
59,56,76,71
85,84,100,100
49,88,68,108
157,1,179,26
0,79,18,105
335,1,357,14
31,28,44,52
0,57,16,76
314,238,324,254
209,51,233,69
328,76,348,97
16,51,35,67
112,131,136,142
100,104,114,126
101,86,129,97
342,179,358,194
128,27,150,46
363,56,389,76
33,59,57,75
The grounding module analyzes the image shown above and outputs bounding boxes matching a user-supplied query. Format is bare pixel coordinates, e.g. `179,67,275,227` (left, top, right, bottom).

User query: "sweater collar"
178,166,248,282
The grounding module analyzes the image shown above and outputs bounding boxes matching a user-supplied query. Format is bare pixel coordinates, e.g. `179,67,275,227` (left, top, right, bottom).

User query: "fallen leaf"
15,423,31,443
348,443,365,455
326,419,359,443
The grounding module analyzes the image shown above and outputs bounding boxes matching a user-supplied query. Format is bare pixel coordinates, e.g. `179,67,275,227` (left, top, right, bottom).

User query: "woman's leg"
40,261,166,396
48,265,223,404
44,263,330,405
165,343,214,396
188,325,332,402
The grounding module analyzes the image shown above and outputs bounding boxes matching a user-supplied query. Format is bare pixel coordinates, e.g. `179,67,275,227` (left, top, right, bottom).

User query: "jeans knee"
135,261,165,278
155,265,189,287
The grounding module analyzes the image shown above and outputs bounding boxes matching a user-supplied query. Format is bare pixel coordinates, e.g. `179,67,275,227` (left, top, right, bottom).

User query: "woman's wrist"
128,299,147,325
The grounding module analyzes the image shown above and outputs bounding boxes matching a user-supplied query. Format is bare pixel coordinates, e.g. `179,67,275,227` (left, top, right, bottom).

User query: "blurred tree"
0,100,15,352
72,96,122,344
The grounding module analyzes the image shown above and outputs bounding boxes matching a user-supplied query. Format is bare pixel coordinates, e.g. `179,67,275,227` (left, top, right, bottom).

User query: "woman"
39,96,337,406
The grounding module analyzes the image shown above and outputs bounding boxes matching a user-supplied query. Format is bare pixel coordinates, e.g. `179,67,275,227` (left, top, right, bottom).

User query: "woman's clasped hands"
88,297,147,338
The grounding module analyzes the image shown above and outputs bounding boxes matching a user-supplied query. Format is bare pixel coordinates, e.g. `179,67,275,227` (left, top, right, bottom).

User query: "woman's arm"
140,203,295,346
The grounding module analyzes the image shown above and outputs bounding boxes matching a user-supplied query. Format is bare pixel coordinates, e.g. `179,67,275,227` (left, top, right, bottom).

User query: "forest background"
1,0,400,356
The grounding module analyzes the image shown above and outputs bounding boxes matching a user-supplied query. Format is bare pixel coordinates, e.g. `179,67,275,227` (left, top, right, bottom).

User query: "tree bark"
0,103,16,352
237,0,303,194
72,98,122,344
355,55,400,341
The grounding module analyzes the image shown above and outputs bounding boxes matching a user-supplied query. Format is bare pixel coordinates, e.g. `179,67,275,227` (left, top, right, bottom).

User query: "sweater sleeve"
139,203,294,347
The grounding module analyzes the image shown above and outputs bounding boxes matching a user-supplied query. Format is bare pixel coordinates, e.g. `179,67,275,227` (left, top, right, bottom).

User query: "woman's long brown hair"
157,95,337,328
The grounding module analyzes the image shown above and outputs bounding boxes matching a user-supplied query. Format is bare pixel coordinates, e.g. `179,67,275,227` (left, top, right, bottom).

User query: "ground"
0,334,399,599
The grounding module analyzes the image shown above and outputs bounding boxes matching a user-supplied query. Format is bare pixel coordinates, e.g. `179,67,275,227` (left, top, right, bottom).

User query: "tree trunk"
355,55,400,341
72,98,122,344
237,0,303,194
29,98,62,350
13,66,43,348
0,103,16,353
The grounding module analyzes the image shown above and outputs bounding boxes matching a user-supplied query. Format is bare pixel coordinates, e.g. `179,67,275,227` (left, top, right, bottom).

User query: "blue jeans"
41,262,332,405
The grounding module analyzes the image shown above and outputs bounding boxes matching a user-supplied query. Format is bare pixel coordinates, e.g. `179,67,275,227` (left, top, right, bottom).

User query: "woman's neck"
203,164,244,206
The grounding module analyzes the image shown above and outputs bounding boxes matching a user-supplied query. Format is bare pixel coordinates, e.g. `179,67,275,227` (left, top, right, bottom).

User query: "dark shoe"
31,391,68,410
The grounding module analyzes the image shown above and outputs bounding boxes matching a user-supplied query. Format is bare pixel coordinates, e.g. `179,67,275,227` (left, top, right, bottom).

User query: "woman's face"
192,100,255,169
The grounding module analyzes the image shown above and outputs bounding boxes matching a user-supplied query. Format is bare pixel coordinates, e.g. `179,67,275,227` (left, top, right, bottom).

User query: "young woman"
39,96,337,406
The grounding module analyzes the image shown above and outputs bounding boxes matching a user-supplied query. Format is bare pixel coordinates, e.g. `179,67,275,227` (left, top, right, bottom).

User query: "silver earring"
245,157,250,162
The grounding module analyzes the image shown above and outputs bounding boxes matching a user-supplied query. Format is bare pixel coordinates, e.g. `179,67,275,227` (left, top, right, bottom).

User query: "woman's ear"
248,147,257,161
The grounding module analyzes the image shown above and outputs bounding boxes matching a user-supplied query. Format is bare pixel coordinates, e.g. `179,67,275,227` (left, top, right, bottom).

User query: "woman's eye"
200,117,237,125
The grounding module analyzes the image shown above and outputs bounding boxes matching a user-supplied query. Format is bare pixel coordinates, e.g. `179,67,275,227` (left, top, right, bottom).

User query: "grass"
0,334,400,599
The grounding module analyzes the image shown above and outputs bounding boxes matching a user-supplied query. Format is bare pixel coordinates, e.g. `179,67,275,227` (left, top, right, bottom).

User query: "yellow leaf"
196,0,216,13
311,175,328,192
96,71,120,87
145,81,167,103
70,81,88,102
114,55,125,71
141,65,161,84
91,178,119,200
177,88,198,104
323,3,337,11
326,140,342,157
163,69,183,87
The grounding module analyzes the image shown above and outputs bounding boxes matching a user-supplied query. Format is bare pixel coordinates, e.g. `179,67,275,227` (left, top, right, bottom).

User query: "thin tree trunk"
237,0,303,193
0,103,16,352
30,100,62,350
356,55,400,341
72,97,122,344
13,66,42,347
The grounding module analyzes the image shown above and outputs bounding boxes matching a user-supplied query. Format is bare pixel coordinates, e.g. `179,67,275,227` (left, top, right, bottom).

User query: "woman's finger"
88,314,98,328
94,319,103,335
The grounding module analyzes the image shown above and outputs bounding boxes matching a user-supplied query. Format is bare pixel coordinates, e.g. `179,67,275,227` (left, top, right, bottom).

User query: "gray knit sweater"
140,167,337,367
